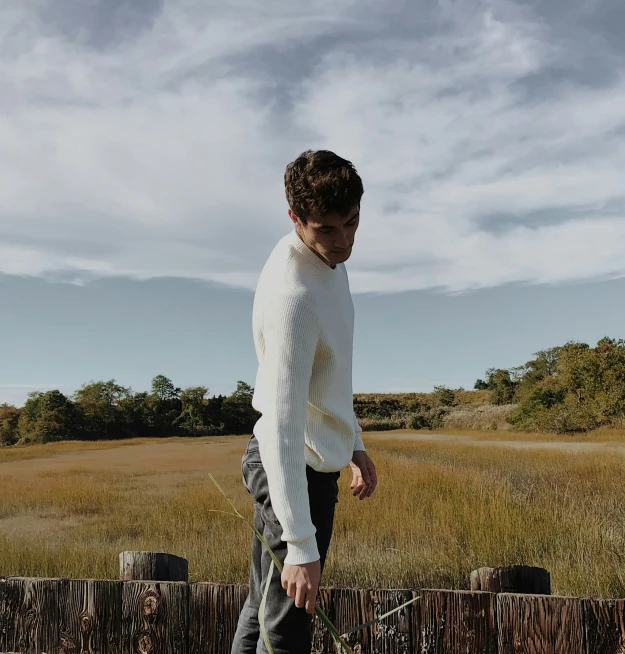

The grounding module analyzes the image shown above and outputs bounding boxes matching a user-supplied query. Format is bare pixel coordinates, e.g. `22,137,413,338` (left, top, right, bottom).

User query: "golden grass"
1,434,625,598
0,438,152,462
430,426,625,442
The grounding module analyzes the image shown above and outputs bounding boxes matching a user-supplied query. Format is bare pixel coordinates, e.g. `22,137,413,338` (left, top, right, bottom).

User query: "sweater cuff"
285,535,320,565
354,430,366,452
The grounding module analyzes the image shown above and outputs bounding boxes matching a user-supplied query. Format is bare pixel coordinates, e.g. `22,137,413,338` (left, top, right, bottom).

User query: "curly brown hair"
284,150,364,223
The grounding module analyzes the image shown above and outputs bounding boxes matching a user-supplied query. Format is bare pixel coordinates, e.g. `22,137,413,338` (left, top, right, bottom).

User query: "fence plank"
189,582,247,654
497,593,584,654
312,587,335,654
0,576,15,653
410,590,422,654
420,589,496,654
2,577,58,654
121,581,189,654
1,577,59,654
369,589,417,654
328,588,371,652
583,598,625,654
57,579,123,654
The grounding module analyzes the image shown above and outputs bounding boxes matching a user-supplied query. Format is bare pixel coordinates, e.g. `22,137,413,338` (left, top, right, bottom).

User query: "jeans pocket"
242,457,281,526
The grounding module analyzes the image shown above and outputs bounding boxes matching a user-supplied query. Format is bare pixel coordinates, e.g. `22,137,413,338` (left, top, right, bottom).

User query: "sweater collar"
287,229,338,279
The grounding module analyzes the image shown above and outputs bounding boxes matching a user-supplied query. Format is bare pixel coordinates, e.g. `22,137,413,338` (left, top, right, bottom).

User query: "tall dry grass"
1,437,625,598
441,404,514,431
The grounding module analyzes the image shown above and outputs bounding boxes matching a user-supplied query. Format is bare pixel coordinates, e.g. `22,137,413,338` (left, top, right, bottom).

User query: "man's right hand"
281,560,320,615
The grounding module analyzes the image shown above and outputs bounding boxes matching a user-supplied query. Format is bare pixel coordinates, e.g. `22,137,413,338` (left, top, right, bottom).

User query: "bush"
408,408,448,430
357,417,407,431
432,386,456,407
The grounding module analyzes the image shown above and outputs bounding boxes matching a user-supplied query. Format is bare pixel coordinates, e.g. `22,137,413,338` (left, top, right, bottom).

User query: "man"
231,149,377,654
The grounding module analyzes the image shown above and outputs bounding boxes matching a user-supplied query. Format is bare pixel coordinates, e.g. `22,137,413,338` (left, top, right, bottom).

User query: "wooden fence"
4,578,625,653
2,554,624,653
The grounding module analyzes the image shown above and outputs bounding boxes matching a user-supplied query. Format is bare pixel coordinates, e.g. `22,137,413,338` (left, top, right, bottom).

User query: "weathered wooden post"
470,564,551,594
119,551,190,653
119,550,189,581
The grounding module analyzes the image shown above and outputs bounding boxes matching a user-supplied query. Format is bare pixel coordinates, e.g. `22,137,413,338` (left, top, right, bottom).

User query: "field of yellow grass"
1,431,625,599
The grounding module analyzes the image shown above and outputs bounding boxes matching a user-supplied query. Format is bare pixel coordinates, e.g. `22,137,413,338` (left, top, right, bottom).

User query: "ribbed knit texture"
251,228,366,565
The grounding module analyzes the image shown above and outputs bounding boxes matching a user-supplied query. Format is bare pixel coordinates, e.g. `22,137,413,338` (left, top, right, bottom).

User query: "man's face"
289,204,360,268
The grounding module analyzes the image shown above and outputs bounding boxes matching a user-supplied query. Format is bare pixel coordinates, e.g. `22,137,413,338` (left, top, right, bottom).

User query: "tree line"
474,336,625,432
2,335,624,444
0,375,260,446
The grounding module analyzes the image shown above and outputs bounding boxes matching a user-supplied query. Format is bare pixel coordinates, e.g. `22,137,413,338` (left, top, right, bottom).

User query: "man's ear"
288,208,299,226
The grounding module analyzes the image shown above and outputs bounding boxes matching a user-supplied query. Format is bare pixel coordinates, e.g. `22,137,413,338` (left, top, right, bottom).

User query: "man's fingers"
366,465,378,497
360,467,371,485
352,479,366,496
305,584,317,615
352,462,378,499
294,585,306,609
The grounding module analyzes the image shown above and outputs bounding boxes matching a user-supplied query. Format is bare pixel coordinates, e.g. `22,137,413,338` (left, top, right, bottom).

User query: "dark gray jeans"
231,435,340,654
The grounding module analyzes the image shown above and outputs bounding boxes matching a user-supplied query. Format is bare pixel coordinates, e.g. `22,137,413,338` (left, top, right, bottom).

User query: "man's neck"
295,229,335,269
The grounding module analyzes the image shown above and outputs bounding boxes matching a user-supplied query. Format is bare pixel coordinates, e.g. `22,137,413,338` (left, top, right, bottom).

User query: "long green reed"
207,473,418,653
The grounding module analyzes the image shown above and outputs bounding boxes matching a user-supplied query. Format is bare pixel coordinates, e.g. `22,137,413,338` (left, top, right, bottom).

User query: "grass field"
1,430,625,599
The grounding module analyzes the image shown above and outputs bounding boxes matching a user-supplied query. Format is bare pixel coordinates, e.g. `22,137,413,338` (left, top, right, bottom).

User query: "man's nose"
335,232,349,248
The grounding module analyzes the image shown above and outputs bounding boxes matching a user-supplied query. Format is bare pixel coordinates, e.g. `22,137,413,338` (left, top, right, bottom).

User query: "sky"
1,0,624,407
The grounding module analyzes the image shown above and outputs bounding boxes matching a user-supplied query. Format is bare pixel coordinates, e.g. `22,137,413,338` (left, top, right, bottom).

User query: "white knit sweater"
251,228,366,565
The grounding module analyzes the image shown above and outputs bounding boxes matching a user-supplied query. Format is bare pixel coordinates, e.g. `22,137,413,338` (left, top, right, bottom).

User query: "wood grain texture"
582,598,625,654
369,589,416,654
497,593,584,654
1,577,59,654
311,586,335,654
410,589,422,654
0,576,17,653
189,582,248,654
57,579,122,654
420,589,497,654
329,588,370,653
121,581,188,654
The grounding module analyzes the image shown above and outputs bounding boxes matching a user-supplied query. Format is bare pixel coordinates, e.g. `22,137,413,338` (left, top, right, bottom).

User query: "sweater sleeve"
353,410,366,452
258,294,320,565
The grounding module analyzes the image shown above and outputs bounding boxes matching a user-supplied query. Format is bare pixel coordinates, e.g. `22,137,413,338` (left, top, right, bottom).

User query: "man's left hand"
349,451,377,500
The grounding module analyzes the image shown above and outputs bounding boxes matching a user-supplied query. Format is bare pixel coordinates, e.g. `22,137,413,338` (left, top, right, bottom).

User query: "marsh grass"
1,436,625,598
431,426,625,442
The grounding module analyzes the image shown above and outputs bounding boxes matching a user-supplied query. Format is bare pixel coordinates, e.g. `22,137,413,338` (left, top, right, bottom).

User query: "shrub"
432,386,456,407
357,417,407,432
408,408,448,430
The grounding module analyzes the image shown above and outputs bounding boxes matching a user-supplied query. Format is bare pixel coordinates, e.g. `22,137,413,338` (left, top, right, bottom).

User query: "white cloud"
1,0,624,293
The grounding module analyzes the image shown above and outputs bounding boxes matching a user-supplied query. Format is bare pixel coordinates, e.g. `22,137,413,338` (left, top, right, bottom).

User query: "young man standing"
231,150,377,654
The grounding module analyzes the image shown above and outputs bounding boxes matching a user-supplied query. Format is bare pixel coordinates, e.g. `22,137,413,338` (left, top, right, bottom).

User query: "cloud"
1,0,624,293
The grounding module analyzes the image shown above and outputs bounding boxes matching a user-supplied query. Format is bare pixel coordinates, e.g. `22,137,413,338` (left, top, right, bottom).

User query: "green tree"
508,338,625,433
73,379,132,439
18,390,77,443
0,404,21,445
146,375,182,436
173,386,221,436
486,369,517,405
220,381,260,434
151,375,180,402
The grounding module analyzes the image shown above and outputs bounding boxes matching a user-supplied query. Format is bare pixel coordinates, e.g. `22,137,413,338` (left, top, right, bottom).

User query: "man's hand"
282,560,320,615
350,451,377,500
